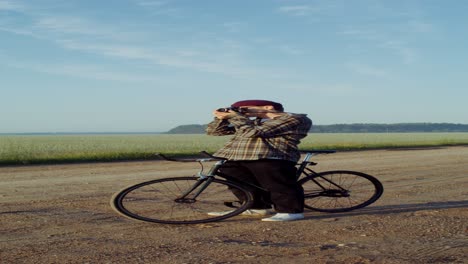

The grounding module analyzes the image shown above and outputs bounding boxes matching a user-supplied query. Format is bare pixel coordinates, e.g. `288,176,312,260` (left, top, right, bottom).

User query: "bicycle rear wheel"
111,177,253,224
299,170,383,213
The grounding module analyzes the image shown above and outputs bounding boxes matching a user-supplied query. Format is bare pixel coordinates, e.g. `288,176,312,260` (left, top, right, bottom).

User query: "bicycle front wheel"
299,170,383,213
111,177,253,224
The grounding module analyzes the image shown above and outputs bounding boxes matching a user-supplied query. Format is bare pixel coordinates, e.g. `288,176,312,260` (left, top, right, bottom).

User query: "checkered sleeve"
205,118,235,136
228,114,308,138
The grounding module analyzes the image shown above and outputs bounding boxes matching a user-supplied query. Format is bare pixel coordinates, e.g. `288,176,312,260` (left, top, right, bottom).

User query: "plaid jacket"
206,113,312,162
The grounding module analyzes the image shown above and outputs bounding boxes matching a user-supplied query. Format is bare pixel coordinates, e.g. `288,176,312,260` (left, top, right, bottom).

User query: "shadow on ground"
306,200,468,220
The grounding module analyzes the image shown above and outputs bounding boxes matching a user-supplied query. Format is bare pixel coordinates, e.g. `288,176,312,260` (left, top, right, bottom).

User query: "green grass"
301,133,468,150
1,133,467,165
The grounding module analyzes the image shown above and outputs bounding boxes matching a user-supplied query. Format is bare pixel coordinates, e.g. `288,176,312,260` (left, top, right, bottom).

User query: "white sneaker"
241,209,272,216
207,209,272,216
261,213,304,222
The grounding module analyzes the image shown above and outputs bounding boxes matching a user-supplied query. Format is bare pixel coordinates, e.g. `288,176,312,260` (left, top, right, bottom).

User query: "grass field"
1,133,468,165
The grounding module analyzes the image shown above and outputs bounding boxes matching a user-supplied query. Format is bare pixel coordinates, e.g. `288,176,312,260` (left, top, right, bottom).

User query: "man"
206,99,312,221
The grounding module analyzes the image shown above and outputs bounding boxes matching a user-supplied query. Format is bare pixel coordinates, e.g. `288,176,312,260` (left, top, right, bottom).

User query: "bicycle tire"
111,177,254,224
299,170,383,213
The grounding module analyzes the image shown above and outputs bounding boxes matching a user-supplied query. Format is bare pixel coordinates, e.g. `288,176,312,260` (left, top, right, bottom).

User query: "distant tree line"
166,125,208,134
310,123,468,133
165,123,468,134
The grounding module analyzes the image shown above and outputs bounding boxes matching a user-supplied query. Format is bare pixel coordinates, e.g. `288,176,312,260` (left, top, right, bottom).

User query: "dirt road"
1,146,467,263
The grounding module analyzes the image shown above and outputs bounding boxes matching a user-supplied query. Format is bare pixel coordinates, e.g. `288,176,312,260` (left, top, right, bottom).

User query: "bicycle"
111,150,384,224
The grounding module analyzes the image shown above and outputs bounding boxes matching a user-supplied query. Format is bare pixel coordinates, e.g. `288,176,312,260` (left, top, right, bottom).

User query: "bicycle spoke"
112,177,253,224
301,171,383,213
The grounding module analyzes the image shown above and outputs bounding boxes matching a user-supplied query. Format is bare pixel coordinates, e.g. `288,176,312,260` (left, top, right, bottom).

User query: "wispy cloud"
3,17,261,78
2,10,237,79
35,16,103,35
136,0,168,7
222,22,245,33
345,62,389,77
379,40,416,64
57,39,243,75
6,4,254,76
33,15,147,42
328,2,435,66
279,45,303,55
277,5,318,16
338,28,381,41
0,25,39,38
284,82,358,96
0,0,22,11
5,59,160,83
339,25,418,65
134,0,181,17
407,19,434,33
43,64,159,82
0,2,294,81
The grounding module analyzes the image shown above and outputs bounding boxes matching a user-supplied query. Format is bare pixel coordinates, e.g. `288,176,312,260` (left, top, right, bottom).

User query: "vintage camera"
216,106,240,112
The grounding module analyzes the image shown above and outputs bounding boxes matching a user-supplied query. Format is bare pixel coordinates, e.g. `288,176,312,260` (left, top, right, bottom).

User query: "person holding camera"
206,99,312,221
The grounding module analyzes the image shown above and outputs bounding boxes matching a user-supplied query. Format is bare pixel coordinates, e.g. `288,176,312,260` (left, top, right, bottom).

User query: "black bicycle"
111,150,384,224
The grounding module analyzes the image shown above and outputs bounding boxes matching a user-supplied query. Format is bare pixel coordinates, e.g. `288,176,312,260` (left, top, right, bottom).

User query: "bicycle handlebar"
155,151,226,163
156,150,335,163
299,150,336,154
155,153,192,162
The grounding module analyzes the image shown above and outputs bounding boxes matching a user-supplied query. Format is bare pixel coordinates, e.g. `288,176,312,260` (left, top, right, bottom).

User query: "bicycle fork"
175,160,225,203
173,177,213,203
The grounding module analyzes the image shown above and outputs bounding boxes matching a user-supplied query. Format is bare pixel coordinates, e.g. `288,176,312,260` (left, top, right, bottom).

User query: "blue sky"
1,0,467,133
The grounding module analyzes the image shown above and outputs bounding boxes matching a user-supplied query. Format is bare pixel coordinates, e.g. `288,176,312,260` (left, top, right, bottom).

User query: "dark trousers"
218,159,304,213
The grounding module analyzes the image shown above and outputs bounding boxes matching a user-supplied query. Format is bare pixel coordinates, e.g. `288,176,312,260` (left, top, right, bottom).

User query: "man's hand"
213,109,239,119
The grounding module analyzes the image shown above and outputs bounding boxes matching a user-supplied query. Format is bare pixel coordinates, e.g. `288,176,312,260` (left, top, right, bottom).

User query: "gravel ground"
1,146,467,263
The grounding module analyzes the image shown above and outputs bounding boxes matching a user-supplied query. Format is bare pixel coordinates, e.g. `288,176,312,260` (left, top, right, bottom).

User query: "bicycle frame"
174,159,226,201
175,176,215,202
157,150,338,201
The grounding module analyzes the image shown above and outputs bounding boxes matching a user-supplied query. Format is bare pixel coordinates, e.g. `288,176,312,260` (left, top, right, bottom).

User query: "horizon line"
1,122,468,135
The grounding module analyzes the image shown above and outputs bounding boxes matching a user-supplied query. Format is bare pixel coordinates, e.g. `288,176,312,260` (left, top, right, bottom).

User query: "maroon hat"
231,100,284,111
